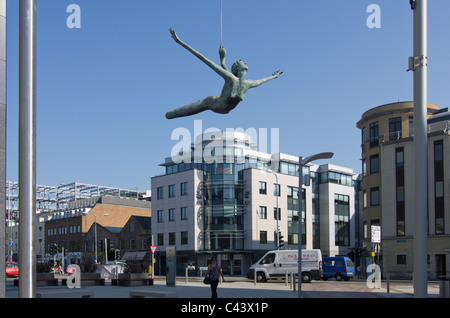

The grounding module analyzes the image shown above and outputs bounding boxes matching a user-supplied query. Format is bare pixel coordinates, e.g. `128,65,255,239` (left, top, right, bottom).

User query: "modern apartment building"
357,101,450,279
151,130,361,276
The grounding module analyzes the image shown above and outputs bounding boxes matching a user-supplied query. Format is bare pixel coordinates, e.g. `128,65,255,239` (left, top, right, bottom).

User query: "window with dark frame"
396,148,405,237
434,140,444,234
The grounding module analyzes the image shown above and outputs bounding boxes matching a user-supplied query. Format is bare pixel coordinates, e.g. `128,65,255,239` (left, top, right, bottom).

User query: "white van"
247,249,322,283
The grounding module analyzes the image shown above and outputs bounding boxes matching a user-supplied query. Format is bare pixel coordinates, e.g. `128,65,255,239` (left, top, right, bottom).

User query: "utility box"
166,247,176,287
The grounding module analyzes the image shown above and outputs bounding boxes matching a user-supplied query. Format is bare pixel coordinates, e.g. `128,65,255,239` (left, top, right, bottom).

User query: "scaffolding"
56,182,147,210
6,181,58,222
6,181,148,221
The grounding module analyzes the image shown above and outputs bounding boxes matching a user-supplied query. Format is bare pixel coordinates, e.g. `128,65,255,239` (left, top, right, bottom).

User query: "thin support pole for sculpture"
220,0,223,46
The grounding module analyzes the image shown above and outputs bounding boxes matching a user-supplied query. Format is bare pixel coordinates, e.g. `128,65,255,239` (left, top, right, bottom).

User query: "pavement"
4,276,443,299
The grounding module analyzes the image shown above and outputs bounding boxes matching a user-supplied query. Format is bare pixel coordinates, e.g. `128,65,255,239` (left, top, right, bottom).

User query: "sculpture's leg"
166,96,218,119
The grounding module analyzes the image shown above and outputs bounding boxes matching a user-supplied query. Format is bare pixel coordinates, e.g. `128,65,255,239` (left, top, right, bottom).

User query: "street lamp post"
410,0,428,298
298,152,334,298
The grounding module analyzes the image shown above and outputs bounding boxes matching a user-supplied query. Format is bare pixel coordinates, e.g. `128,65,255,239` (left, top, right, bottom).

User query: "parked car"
5,262,19,277
322,256,355,281
247,249,323,283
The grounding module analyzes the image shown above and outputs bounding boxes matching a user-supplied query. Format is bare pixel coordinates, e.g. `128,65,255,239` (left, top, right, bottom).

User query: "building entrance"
218,254,242,276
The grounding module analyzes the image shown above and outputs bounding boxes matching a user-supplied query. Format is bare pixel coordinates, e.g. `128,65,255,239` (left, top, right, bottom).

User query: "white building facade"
151,131,362,276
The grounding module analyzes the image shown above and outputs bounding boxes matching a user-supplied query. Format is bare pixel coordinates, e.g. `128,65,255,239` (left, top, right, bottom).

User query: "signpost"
371,225,381,270
371,225,381,244
150,246,157,279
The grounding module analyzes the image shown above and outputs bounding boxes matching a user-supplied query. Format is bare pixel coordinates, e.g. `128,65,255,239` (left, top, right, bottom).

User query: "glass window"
181,182,188,196
396,148,404,167
274,207,281,221
369,122,379,147
434,140,444,234
259,206,267,219
260,231,267,244
362,127,366,150
397,254,406,265
181,232,188,245
259,253,275,265
370,155,379,173
181,207,188,220
157,233,164,246
157,210,164,223
169,208,175,221
280,162,288,174
334,194,350,246
370,187,379,206
169,233,176,245
409,117,414,136
259,181,267,195
157,187,164,199
288,163,296,176
389,117,402,140
273,183,281,196
169,184,175,198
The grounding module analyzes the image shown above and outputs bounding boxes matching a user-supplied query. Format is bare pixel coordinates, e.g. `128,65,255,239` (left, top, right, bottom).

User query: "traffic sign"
150,246,157,254
8,241,14,246
371,225,381,243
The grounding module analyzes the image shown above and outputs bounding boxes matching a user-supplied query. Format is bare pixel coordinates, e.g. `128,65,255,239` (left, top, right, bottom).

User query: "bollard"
254,269,257,286
185,267,188,284
386,273,390,293
285,271,288,287
289,272,293,289
292,273,296,293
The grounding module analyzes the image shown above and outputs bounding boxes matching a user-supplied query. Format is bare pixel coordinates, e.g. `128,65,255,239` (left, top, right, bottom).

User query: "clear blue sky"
5,0,450,191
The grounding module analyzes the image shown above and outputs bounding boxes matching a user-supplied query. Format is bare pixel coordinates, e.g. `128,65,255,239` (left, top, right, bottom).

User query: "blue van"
322,257,355,281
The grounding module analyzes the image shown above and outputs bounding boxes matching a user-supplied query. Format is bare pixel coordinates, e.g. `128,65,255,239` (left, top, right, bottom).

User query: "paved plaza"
4,276,442,299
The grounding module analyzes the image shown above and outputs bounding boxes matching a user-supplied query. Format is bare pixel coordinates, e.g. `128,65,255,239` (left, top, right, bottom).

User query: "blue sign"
8,241,14,246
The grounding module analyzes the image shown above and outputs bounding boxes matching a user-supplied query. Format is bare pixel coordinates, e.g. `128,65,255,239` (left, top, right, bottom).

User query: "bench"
14,277,58,287
61,278,105,286
36,289,94,298
129,290,178,298
112,278,154,286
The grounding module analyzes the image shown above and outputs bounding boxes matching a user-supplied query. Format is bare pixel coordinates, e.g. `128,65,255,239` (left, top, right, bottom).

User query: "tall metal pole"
18,0,37,298
297,152,334,298
0,0,7,299
298,158,303,298
412,0,428,298
94,218,98,263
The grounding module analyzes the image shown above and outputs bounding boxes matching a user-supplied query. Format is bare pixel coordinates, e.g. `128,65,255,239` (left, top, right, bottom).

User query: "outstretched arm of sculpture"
169,28,231,79
249,70,283,88
219,46,228,71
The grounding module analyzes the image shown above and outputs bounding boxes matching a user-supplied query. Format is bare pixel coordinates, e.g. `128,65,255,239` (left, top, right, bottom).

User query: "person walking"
207,257,225,298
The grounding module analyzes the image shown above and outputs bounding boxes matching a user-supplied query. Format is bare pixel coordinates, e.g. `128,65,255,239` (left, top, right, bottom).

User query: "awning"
121,251,148,260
